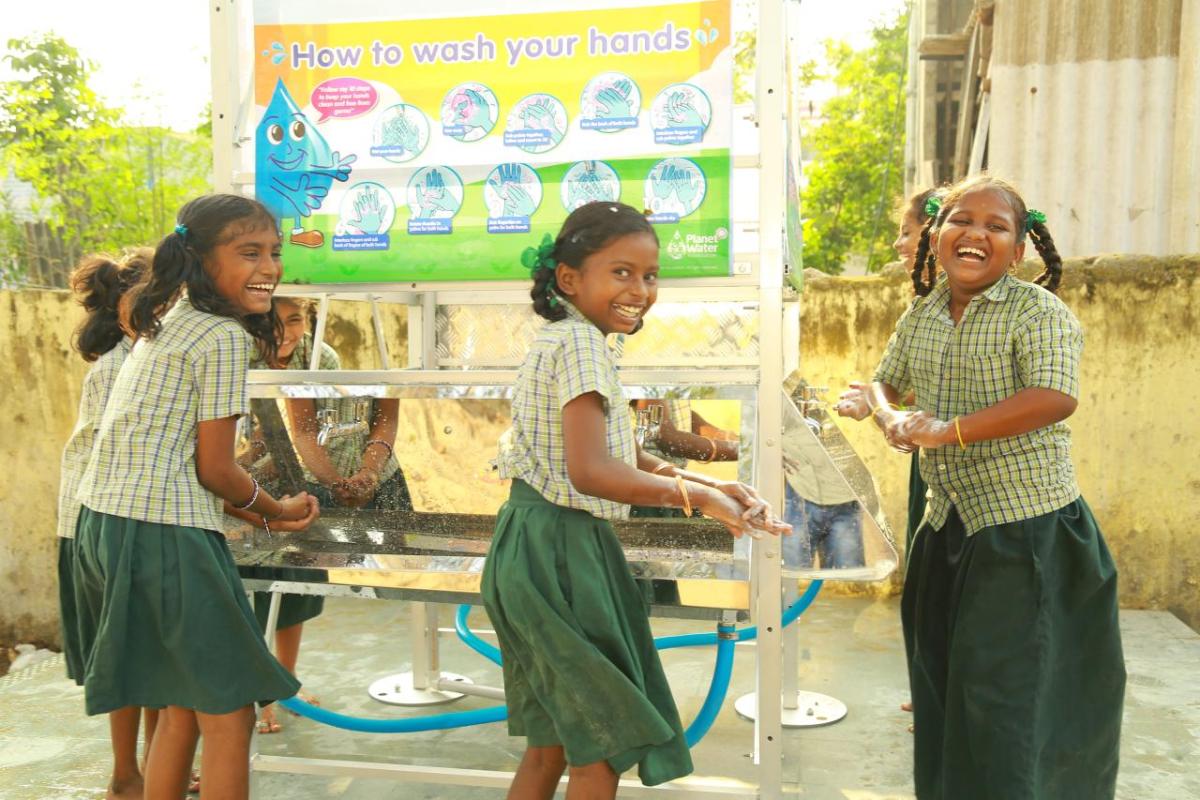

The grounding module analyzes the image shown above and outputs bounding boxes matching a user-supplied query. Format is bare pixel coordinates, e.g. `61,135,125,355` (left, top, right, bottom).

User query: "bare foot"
187,770,200,794
257,706,282,734
106,775,145,800
901,701,913,712
284,690,320,716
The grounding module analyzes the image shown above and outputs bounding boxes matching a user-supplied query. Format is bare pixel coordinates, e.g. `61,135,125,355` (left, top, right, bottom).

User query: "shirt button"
938,464,947,472
949,491,959,501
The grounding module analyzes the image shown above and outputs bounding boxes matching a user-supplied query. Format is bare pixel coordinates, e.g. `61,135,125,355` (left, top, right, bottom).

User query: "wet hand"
276,492,320,526
836,382,873,421
899,411,957,449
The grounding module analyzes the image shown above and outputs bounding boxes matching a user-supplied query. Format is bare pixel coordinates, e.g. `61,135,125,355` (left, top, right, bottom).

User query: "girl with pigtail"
482,201,788,798
73,194,320,800
853,175,1125,798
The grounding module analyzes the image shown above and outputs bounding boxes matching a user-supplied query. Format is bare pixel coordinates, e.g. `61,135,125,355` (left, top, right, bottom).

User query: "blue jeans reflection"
783,483,865,569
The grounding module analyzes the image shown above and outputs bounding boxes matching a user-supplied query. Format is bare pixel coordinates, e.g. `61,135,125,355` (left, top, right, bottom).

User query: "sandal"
257,706,282,734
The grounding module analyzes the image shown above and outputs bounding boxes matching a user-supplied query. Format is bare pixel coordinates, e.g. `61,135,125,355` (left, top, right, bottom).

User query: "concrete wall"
2,256,1199,645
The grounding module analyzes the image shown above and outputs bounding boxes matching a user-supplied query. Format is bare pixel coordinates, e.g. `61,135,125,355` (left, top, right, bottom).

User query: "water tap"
635,404,664,447
316,408,369,447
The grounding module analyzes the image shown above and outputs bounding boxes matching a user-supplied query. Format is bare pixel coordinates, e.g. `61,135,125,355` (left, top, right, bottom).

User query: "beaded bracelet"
364,439,394,458
235,478,260,510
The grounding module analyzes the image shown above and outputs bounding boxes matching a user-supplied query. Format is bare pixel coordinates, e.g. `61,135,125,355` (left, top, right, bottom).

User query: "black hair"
126,194,280,361
531,201,658,322
69,248,151,362
910,174,1063,297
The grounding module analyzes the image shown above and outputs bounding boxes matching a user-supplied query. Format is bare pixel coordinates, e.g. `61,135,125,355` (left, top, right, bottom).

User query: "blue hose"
277,696,506,733
684,625,736,746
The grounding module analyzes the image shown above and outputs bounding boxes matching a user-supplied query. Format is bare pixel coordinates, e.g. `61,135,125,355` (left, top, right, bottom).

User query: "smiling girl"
863,176,1125,799
74,194,320,800
482,202,788,799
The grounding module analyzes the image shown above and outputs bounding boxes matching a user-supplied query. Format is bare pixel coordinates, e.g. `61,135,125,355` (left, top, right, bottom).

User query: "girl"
864,175,1124,798
73,194,320,800
58,249,155,799
482,201,788,798
248,295,411,733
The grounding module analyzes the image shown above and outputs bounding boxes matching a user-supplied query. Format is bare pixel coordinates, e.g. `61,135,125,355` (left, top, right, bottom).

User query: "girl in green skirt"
75,194,320,800
864,175,1125,799
58,248,154,798
484,202,788,798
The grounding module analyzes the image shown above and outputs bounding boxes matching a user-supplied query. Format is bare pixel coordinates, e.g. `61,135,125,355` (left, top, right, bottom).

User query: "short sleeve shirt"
498,301,637,519
57,339,131,539
873,274,1082,535
78,297,254,532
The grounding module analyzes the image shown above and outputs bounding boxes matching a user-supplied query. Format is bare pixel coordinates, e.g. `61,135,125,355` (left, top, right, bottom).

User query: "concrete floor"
1,596,1197,799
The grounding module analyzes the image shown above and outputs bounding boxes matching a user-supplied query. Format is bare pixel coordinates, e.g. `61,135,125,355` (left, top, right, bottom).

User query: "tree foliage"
799,11,909,274
0,34,210,285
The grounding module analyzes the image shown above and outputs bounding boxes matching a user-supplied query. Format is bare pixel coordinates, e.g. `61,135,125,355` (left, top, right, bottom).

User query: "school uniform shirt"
874,273,1081,535
57,339,132,539
498,300,637,520
78,296,254,532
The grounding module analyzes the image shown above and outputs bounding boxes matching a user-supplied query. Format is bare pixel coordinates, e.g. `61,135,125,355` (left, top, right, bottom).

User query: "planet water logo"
666,228,727,260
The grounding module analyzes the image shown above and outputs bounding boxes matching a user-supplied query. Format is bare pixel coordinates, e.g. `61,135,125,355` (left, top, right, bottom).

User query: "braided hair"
903,187,946,296
528,201,658,322
126,194,280,362
910,175,1063,297
69,247,152,361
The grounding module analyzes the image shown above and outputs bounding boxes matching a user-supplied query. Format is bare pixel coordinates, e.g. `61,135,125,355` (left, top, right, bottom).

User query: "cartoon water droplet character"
256,79,357,249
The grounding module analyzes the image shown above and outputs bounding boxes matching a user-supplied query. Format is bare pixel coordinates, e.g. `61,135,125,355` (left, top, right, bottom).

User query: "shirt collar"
920,272,1014,316
560,298,591,325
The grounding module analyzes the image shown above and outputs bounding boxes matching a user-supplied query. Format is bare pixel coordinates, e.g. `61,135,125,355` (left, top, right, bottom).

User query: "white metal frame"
210,0,795,796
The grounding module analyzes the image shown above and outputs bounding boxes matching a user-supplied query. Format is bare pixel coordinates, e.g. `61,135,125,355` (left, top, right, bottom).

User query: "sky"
3,0,906,132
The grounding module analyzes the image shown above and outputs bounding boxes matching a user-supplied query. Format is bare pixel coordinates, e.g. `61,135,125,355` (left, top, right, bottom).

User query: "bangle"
364,439,393,458
674,476,693,516
698,436,718,463
652,463,674,475
235,478,260,510
953,416,967,449
261,515,272,536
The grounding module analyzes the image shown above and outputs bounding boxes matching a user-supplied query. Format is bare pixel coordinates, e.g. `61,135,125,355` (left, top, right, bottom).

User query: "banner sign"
252,0,732,283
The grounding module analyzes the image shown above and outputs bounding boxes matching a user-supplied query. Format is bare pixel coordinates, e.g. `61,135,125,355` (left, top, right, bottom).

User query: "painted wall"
2,255,1198,645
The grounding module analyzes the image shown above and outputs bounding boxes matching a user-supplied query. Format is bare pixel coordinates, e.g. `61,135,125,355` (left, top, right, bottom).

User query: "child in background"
863,175,1124,799
73,194,320,800
58,249,154,799
837,186,944,722
483,202,788,799
247,295,411,733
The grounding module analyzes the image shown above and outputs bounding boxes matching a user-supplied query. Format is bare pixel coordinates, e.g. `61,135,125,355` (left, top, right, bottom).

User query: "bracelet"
364,439,394,458
953,416,967,449
698,436,718,463
652,463,674,475
235,478,260,510
674,476,693,516
261,515,272,537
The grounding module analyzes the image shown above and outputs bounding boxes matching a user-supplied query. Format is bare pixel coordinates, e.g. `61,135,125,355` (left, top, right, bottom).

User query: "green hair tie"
1025,209,1047,233
923,195,943,219
520,233,556,274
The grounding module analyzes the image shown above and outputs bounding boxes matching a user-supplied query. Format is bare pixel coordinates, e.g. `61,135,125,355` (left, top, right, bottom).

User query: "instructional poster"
252,0,732,283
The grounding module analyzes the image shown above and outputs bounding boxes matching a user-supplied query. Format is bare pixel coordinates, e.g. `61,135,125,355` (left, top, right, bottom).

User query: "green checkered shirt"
58,339,132,539
874,274,1082,535
499,300,637,519
79,297,254,532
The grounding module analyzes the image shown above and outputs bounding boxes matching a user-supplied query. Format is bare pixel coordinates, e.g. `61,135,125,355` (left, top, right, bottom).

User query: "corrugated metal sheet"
984,0,1199,256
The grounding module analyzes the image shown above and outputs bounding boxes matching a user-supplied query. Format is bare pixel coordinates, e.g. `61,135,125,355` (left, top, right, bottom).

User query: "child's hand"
867,407,916,453
693,485,791,539
275,493,320,528
332,469,381,508
899,412,956,449
835,382,873,421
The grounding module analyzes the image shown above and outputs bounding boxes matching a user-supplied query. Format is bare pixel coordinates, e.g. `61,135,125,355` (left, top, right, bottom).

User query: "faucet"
315,408,369,447
634,404,664,447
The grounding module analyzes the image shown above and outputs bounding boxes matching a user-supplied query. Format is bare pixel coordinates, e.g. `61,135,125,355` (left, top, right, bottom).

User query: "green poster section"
279,151,730,284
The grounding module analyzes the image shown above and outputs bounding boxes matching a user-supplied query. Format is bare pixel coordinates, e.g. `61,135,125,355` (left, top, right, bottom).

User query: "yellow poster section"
255,1,729,111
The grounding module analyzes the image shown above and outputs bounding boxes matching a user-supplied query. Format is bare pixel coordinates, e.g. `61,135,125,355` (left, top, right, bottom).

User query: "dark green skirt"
57,536,86,685
72,507,301,716
481,481,693,786
253,591,325,632
901,498,1125,799
906,450,928,556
